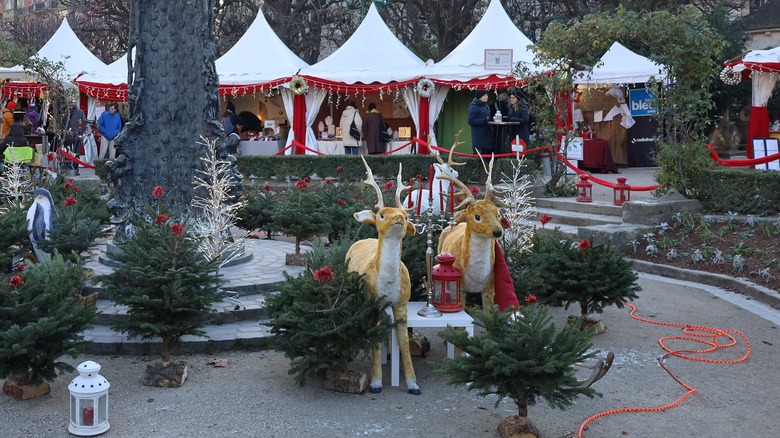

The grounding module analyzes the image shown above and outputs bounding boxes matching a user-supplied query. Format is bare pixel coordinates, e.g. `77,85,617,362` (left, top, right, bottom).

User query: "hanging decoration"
416,78,435,98
290,76,309,95
719,66,742,85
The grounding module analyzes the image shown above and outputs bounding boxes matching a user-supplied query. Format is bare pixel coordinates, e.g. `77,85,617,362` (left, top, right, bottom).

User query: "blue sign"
628,88,657,116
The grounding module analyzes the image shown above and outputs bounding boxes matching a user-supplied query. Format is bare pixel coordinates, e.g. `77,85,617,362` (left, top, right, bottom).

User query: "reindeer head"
438,154,504,240
433,130,466,183
354,156,416,239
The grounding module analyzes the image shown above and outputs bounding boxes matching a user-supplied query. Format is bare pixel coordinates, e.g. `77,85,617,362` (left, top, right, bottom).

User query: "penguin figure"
26,188,55,263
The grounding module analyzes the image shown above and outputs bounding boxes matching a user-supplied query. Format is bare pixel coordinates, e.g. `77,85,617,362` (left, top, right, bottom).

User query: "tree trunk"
517,399,528,425
108,0,227,224
161,335,171,366
580,300,588,319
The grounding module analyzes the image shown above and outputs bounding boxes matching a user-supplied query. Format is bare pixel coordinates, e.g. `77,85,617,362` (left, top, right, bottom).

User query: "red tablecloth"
579,138,618,173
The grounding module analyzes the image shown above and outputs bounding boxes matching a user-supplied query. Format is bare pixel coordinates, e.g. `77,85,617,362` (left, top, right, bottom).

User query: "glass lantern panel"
98,394,108,423
70,394,77,423
79,398,95,427
444,280,459,304
433,281,442,302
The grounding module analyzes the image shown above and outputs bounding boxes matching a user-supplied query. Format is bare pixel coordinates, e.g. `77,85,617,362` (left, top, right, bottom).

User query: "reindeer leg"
369,342,383,393
393,305,421,395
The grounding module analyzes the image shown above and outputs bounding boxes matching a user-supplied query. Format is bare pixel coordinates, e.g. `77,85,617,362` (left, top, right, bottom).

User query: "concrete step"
536,197,624,217
532,206,624,228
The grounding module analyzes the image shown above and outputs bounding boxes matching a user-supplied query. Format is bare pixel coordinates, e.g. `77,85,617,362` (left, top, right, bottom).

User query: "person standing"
23,102,41,134
505,91,531,148
98,103,123,159
339,101,362,155
467,90,492,154
1,100,16,139
363,103,386,155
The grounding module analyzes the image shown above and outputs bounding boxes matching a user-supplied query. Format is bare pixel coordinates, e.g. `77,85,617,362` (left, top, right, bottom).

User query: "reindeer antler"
473,150,508,207
394,164,414,211
434,129,466,168
437,170,476,211
360,155,385,210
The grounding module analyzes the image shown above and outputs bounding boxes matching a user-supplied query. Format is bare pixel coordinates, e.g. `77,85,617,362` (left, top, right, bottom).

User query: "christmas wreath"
416,78,435,98
290,76,309,95
719,66,742,86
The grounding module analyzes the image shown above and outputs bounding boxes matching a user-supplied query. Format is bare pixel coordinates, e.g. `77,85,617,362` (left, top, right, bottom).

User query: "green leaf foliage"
0,253,96,384
235,188,279,237
271,185,331,254
267,241,395,386
436,304,598,415
0,204,28,272
97,216,222,362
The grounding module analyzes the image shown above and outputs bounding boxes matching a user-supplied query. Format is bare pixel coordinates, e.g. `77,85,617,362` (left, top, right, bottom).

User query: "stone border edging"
629,258,780,310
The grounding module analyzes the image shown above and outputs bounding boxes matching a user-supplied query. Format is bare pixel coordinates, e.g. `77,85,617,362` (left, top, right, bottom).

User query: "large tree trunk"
108,0,226,223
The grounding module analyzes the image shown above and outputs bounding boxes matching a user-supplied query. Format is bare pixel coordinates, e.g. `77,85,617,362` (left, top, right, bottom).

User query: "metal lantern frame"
68,361,110,436
431,252,463,313
613,176,631,206
576,174,593,203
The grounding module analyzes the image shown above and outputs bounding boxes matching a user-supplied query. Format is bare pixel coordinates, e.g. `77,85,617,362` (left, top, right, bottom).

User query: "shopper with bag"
339,101,362,155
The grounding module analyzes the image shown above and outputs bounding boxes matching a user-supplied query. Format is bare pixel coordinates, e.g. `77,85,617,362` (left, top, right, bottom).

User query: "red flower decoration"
46,152,55,161
73,186,80,192
64,196,77,206
313,266,334,282
525,294,538,304
170,223,185,236
337,199,346,205
67,178,74,184
9,276,23,286
469,186,481,196
500,217,510,229
295,179,309,189
539,215,552,227
325,178,332,185
16,264,26,272
262,184,271,191
415,174,423,181
152,186,165,198
155,214,169,224
304,176,312,183
578,239,591,251
64,182,72,189
336,165,344,173
383,180,394,190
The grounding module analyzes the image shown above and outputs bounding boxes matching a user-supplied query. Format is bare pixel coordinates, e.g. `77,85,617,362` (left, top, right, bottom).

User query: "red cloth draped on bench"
579,138,618,174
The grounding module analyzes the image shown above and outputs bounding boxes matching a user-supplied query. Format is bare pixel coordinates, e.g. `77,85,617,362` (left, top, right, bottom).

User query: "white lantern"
68,361,110,436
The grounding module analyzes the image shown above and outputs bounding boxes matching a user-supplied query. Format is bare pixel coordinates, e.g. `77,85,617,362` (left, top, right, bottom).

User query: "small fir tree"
236,185,279,239
271,179,331,254
267,241,395,386
0,253,96,385
522,231,640,322
317,178,358,245
437,303,599,438
98,206,222,365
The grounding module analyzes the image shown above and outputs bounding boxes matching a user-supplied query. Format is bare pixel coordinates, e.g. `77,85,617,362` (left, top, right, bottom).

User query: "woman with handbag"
339,101,362,155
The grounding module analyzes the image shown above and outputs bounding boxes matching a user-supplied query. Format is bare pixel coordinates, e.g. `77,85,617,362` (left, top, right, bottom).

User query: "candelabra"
412,189,456,318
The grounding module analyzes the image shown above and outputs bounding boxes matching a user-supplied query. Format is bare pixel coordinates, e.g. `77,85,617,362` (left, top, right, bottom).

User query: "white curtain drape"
281,87,326,155
752,71,778,106
86,96,99,120
402,86,420,141
428,85,449,147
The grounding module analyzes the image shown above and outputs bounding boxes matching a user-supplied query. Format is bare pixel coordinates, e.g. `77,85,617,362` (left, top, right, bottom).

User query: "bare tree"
3,12,62,53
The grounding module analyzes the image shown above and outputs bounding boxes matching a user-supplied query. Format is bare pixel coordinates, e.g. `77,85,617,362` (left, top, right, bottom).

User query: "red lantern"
576,174,593,203
613,176,631,206
431,253,462,313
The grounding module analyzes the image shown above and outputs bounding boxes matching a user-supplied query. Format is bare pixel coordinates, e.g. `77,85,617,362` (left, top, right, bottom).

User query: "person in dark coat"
467,89,492,154
363,103,386,155
1,118,30,160
505,91,531,147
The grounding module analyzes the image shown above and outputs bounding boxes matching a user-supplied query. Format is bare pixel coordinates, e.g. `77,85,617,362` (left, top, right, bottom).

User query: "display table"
579,138,618,173
387,301,474,387
488,121,520,153
317,140,413,155
239,139,283,156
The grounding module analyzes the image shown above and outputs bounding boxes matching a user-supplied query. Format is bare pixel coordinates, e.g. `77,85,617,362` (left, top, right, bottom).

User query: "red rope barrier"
577,302,750,437
57,148,95,169
381,139,414,155
706,143,780,167
273,141,325,156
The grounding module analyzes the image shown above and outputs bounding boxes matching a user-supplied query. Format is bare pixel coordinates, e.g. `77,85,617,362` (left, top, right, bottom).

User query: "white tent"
573,42,667,85
423,0,542,85
30,17,107,80
216,10,308,94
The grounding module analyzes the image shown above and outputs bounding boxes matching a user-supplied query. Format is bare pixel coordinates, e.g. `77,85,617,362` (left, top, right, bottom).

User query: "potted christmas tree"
520,231,640,333
437,303,600,438
272,178,331,265
0,253,96,400
267,241,395,393
97,190,222,387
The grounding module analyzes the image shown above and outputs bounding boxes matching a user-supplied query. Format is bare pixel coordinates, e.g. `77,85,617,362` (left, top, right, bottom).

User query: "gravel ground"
2,274,778,438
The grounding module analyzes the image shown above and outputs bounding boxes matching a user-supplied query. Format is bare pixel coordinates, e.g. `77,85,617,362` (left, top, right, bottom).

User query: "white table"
240,139,283,156
316,140,413,155
387,301,474,387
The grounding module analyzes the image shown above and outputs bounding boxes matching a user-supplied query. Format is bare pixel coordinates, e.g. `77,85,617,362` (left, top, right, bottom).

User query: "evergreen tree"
437,304,598,436
0,253,96,385
98,213,222,365
267,241,395,386
271,179,331,254
236,185,278,239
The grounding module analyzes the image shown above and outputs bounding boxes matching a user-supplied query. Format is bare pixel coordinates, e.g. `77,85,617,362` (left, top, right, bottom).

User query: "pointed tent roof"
424,0,541,85
34,17,107,79
216,9,309,94
300,3,425,91
573,42,667,85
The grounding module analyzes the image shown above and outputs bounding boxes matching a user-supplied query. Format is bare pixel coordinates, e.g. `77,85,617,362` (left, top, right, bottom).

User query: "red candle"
439,180,444,212
416,184,423,216
449,182,455,214
429,165,434,191
408,178,414,208
82,406,94,426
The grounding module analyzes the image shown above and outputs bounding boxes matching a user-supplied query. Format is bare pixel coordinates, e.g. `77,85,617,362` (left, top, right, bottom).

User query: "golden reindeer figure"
346,157,420,395
437,155,506,309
